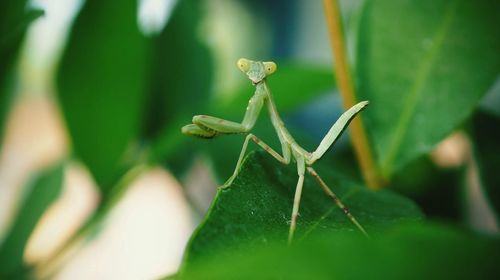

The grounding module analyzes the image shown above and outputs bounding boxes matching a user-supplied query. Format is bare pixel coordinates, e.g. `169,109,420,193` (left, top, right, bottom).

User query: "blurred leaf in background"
470,111,500,219
145,0,213,174
238,0,298,58
389,156,462,221
0,163,64,279
57,0,150,191
0,1,43,145
357,0,500,180
213,63,335,116
180,151,423,269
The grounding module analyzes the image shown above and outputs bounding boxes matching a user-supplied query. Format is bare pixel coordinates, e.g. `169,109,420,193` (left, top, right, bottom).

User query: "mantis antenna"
182,58,369,244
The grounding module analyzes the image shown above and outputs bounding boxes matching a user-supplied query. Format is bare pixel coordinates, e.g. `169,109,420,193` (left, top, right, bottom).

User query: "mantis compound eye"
237,58,250,72
263,61,277,75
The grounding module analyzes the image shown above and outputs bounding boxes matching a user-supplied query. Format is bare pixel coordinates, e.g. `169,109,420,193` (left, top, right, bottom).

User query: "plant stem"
323,0,382,189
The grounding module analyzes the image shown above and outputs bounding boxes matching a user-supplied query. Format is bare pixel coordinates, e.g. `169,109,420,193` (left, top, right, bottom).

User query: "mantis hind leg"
224,133,291,187
288,153,306,245
306,167,368,237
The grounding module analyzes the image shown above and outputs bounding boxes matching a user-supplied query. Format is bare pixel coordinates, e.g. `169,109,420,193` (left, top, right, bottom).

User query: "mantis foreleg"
308,101,369,164
188,92,265,135
181,124,216,138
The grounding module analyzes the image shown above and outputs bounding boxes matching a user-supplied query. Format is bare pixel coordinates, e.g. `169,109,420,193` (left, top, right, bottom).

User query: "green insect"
182,58,369,243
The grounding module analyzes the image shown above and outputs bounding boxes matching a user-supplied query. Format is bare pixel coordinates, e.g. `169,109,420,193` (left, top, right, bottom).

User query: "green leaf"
357,0,500,178
470,111,500,218
479,78,500,118
57,0,150,190
145,0,213,147
389,156,462,220
0,2,43,145
0,7,43,48
145,0,213,177
181,151,423,268
179,223,500,279
0,163,64,278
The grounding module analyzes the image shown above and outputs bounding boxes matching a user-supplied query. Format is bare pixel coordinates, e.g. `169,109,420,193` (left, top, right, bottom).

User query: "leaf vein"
300,187,361,239
381,0,459,176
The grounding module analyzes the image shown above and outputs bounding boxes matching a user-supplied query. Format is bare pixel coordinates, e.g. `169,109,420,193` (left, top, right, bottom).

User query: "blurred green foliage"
145,0,213,178
0,0,499,278
144,0,213,146
0,163,64,278
0,0,43,146
470,111,500,217
57,0,151,190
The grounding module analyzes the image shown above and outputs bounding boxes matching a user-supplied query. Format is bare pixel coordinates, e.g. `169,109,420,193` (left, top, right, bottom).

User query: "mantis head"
237,58,277,85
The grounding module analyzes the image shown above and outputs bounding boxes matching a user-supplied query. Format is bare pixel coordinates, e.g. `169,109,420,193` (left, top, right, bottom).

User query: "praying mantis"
182,58,369,243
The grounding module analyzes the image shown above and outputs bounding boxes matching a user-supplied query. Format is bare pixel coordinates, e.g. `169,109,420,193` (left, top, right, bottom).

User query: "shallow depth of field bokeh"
0,0,499,279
